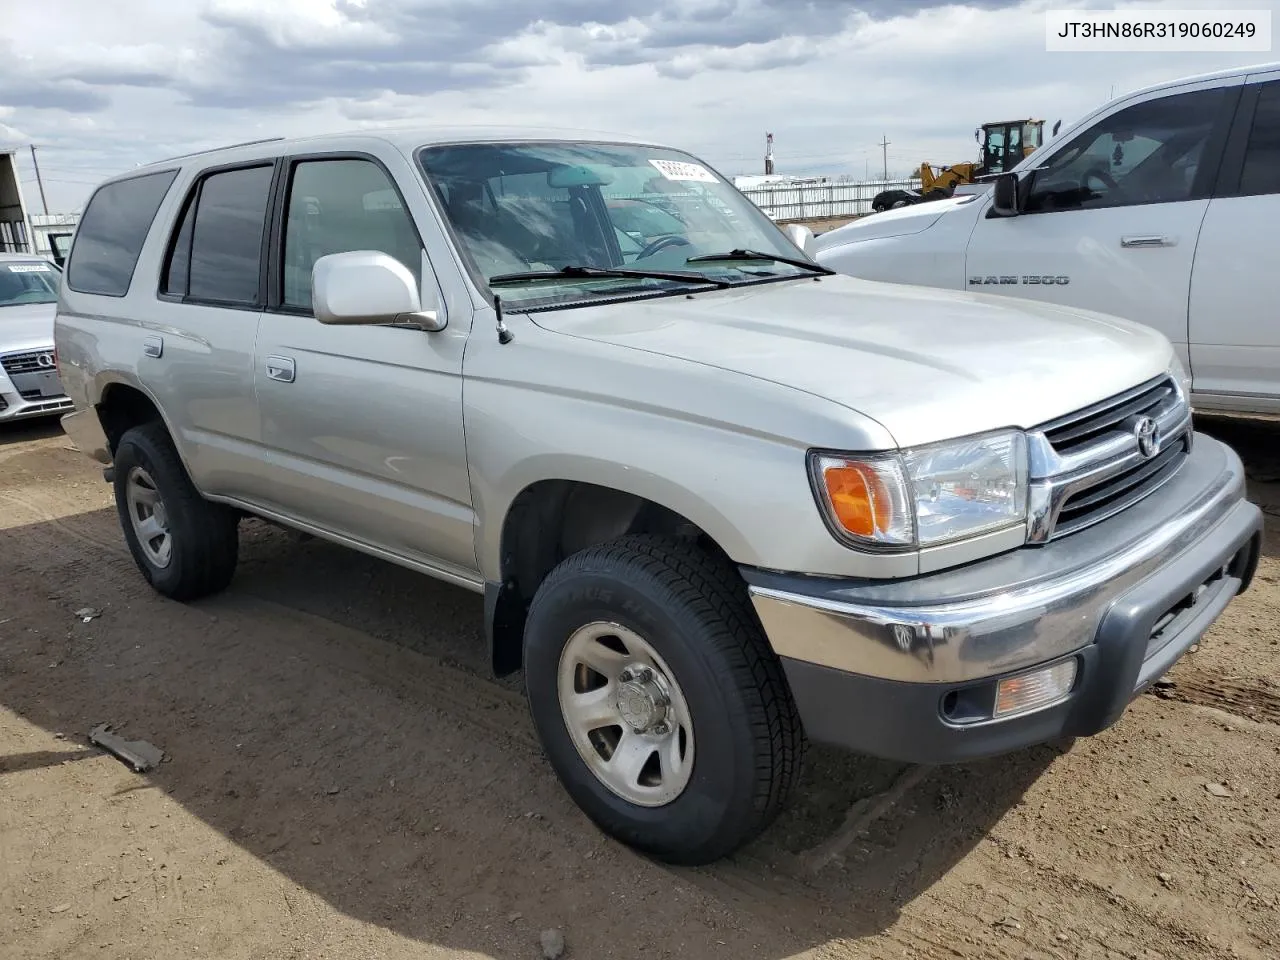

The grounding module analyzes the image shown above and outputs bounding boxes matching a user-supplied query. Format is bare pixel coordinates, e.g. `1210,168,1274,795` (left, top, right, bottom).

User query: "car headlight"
810,430,1029,550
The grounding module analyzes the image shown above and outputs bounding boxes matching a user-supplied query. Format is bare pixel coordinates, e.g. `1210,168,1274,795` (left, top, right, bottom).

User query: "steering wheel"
1082,164,1121,195
635,235,690,260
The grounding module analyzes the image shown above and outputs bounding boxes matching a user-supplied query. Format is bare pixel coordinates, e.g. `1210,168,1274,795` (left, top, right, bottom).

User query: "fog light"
994,659,1077,718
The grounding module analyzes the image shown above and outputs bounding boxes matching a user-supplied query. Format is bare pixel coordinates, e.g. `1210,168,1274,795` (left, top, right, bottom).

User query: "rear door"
151,161,277,500
963,77,1241,368
1187,71,1280,413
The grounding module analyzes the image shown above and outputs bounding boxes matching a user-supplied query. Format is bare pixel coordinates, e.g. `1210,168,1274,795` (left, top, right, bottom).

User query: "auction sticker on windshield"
649,159,719,183
6,263,51,273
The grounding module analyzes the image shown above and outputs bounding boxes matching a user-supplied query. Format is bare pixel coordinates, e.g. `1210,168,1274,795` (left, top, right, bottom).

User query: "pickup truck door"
962,79,1242,373
252,153,478,582
1187,72,1280,414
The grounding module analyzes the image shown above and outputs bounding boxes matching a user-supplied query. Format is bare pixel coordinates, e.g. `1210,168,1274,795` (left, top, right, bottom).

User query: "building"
0,150,34,256
30,213,78,266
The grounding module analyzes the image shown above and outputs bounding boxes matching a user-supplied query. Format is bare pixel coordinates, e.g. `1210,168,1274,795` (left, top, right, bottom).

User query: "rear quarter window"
65,169,178,298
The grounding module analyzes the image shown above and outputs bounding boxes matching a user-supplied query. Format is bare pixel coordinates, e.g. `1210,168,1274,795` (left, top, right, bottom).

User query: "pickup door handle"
265,356,296,383
1121,235,1174,248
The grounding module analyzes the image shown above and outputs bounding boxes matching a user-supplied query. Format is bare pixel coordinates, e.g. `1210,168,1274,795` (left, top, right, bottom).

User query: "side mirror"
783,222,816,255
990,173,1021,218
312,251,445,331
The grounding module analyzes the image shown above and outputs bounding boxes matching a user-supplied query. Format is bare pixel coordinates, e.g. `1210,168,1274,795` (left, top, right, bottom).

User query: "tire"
112,421,240,601
523,534,805,865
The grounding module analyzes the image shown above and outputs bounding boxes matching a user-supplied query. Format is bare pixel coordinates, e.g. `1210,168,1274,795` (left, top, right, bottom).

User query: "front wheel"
523,534,805,864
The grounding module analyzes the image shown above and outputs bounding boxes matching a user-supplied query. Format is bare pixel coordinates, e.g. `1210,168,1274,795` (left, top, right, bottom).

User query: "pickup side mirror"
989,172,1022,218
783,222,817,255
312,250,445,331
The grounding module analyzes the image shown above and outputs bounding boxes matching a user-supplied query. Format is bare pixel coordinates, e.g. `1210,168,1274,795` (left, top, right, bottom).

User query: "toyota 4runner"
54,128,1263,865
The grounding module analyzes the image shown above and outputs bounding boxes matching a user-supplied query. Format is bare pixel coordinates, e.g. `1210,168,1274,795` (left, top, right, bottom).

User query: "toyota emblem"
36,352,55,368
1134,416,1160,459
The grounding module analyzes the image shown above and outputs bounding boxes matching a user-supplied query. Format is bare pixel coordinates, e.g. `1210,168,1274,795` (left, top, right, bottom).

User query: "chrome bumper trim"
748,434,1251,685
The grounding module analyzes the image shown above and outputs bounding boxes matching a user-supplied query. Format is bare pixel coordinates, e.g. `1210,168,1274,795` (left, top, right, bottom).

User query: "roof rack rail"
151,136,286,165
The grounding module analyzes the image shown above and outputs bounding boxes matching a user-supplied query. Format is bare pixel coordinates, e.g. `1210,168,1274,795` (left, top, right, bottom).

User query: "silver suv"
54,128,1263,864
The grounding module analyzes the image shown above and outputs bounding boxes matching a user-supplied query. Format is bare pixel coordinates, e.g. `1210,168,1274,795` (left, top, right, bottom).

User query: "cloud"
0,0,1275,212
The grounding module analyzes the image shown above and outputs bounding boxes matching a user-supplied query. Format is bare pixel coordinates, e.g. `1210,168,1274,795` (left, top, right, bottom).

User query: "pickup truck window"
66,169,177,298
1023,87,1226,214
1239,81,1280,197
281,158,424,311
417,141,811,310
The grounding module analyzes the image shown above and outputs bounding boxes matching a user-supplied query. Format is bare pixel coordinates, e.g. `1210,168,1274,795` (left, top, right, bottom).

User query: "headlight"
810,430,1028,549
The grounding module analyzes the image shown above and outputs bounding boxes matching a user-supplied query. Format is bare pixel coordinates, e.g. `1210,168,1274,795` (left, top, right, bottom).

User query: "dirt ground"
2,414,1279,960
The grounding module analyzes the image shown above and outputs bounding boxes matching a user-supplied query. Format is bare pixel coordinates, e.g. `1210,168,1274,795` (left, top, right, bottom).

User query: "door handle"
265,356,296,383
142,336,163,359
1121,235,1174,248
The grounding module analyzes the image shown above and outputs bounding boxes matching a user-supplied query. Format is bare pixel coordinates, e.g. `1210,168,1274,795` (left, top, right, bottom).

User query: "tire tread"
533,533,805,860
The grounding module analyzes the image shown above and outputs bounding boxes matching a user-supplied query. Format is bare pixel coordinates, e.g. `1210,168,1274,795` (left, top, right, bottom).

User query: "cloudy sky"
1,0,1276,212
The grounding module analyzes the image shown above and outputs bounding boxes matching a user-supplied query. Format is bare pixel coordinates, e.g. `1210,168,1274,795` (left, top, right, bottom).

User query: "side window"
162,165,274,305
190,166,274,304
65,169,177,297
1238,81,1280,197
281,158,422,311
1024,87,1228,214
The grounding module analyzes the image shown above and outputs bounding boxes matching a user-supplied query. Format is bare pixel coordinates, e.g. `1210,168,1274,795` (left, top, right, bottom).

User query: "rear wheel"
112,422,240,601
523,534,804,864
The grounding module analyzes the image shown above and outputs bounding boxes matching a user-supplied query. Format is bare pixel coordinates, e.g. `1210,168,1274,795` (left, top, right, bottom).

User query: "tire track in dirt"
1150,673,1280,726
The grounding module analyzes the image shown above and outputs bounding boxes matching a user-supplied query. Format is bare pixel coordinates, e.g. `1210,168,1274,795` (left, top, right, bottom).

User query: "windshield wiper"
684,248,834,275
489,264,732,289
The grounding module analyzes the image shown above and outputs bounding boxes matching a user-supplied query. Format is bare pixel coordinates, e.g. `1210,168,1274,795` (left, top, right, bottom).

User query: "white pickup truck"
813,61,1280,418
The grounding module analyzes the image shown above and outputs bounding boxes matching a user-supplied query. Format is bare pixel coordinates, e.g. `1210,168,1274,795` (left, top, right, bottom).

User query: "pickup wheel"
523,534,804,864
112,422,240,601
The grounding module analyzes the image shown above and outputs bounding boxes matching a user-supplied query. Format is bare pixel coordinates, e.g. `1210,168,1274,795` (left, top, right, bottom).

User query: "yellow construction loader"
872,118,1056,212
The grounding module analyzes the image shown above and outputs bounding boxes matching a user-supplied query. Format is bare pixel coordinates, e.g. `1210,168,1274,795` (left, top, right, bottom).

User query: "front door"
1187,72,1280,413
963,80,1241,370
252,153,477,580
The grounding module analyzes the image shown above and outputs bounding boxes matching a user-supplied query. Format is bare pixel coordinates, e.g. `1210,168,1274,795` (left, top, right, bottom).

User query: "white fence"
739,178,921,222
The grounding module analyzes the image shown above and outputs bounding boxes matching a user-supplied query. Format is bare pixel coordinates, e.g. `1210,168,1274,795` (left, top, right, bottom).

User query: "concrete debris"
88,724,164,773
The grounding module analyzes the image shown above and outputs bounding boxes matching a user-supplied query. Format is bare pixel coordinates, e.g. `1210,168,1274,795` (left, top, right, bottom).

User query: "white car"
813,60,1280,418
0,253,72,423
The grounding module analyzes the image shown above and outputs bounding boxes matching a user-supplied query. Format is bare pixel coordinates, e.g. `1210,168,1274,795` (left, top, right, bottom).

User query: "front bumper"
0,359,74,424
745,432,1262,765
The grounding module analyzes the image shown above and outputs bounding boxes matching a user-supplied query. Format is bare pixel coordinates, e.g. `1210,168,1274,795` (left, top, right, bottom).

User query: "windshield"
416,141,815,310
0,260,59,308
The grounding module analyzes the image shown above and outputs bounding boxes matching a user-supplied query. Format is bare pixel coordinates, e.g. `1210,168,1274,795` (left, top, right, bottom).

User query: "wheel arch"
485,469,748,678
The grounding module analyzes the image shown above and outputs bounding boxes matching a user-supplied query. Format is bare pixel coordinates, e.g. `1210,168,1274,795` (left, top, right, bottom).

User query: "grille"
1030,374,1191,542
1054,435,1189,537
1040,375,1175,455
0,394,7,411
1,350,56,376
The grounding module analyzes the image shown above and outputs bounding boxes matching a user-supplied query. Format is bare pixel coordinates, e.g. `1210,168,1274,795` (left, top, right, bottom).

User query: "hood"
0,302,57,354
811,195,975,252
529,273,1173,449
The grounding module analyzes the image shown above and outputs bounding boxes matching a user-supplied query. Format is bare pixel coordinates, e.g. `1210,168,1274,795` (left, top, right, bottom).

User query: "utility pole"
879,135,890,181
29,145,48,215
